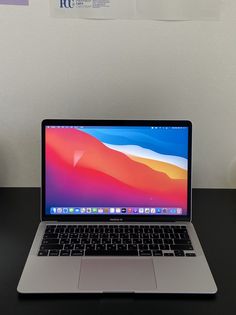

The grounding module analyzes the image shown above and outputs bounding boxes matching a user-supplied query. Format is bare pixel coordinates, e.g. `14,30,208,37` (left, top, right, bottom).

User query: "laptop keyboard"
38,225,196,257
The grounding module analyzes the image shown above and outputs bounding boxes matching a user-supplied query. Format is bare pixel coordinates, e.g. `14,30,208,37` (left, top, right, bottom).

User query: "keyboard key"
109,233,117,238
85,250,138,256
49,250,59,256
179,233,190,240
38,250,48,256
40,244,63,250
96,244,106,250
60,239,70,245
101,239,110,244
60,250,70,256
160,244,169,250
55,228,65,233
81,238,91,244
42,239,59,245
70,234,79,238
75,244,85,250
163,228,172,233
164,252,174,256
111,238,122,244
153,250,163,256
46,224,56,228
70,238,80,244
66,227,75,233
153,239,163,244
149,244,160,250
71,250,84,256
107,244,117,250
170,245,193,251
153,227,162,233
128,244,138,250
133,239,142,244
186,253,196,257
139,244,149,250
163,239,173,244
64,244,74,250
174,239,192,245
43,233,58,239
123,239,132,244
143,239,152,244
139,250,152,256
117,244,127,250
130,233,139,238
174,250,185,256
85,244,96,250
45,225,56,232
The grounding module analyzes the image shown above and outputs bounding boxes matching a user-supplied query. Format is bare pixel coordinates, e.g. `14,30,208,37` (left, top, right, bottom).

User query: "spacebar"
85,250,138,256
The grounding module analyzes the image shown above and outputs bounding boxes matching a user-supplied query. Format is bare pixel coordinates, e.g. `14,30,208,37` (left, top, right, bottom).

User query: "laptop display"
44,122,190,217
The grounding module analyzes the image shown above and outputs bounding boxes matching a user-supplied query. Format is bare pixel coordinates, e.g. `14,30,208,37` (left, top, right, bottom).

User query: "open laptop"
17,119,217,294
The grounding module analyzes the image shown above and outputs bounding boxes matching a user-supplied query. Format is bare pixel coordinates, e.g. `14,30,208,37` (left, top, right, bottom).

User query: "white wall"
0,0,236,187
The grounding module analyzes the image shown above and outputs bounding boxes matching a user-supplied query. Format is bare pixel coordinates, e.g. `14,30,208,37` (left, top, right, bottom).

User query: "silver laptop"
17,119,217,294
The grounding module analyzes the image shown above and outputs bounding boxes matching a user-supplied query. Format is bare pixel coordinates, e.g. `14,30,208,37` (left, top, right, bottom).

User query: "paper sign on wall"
0,0,28,5
50,0,221,21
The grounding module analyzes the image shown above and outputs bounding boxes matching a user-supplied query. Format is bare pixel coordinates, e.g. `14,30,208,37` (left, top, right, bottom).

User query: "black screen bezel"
41,119,192,222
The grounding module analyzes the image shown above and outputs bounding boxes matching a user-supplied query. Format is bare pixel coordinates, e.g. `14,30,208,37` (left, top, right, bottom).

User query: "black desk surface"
0,188,235,315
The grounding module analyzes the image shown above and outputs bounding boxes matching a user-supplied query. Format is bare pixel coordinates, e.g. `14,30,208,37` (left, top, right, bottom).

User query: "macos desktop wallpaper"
45,126,188,215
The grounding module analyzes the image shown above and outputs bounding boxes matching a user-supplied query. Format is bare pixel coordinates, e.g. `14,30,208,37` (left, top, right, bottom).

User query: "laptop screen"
44,122,190,218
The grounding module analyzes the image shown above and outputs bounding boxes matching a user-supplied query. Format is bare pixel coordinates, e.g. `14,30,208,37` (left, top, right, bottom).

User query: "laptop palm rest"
78,258,157,292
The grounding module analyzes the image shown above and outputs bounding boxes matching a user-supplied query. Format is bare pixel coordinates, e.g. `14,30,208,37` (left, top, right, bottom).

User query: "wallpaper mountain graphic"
46,127,188,214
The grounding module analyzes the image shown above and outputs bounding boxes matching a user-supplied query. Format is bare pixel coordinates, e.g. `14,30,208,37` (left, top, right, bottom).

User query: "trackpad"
78,258,156,292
